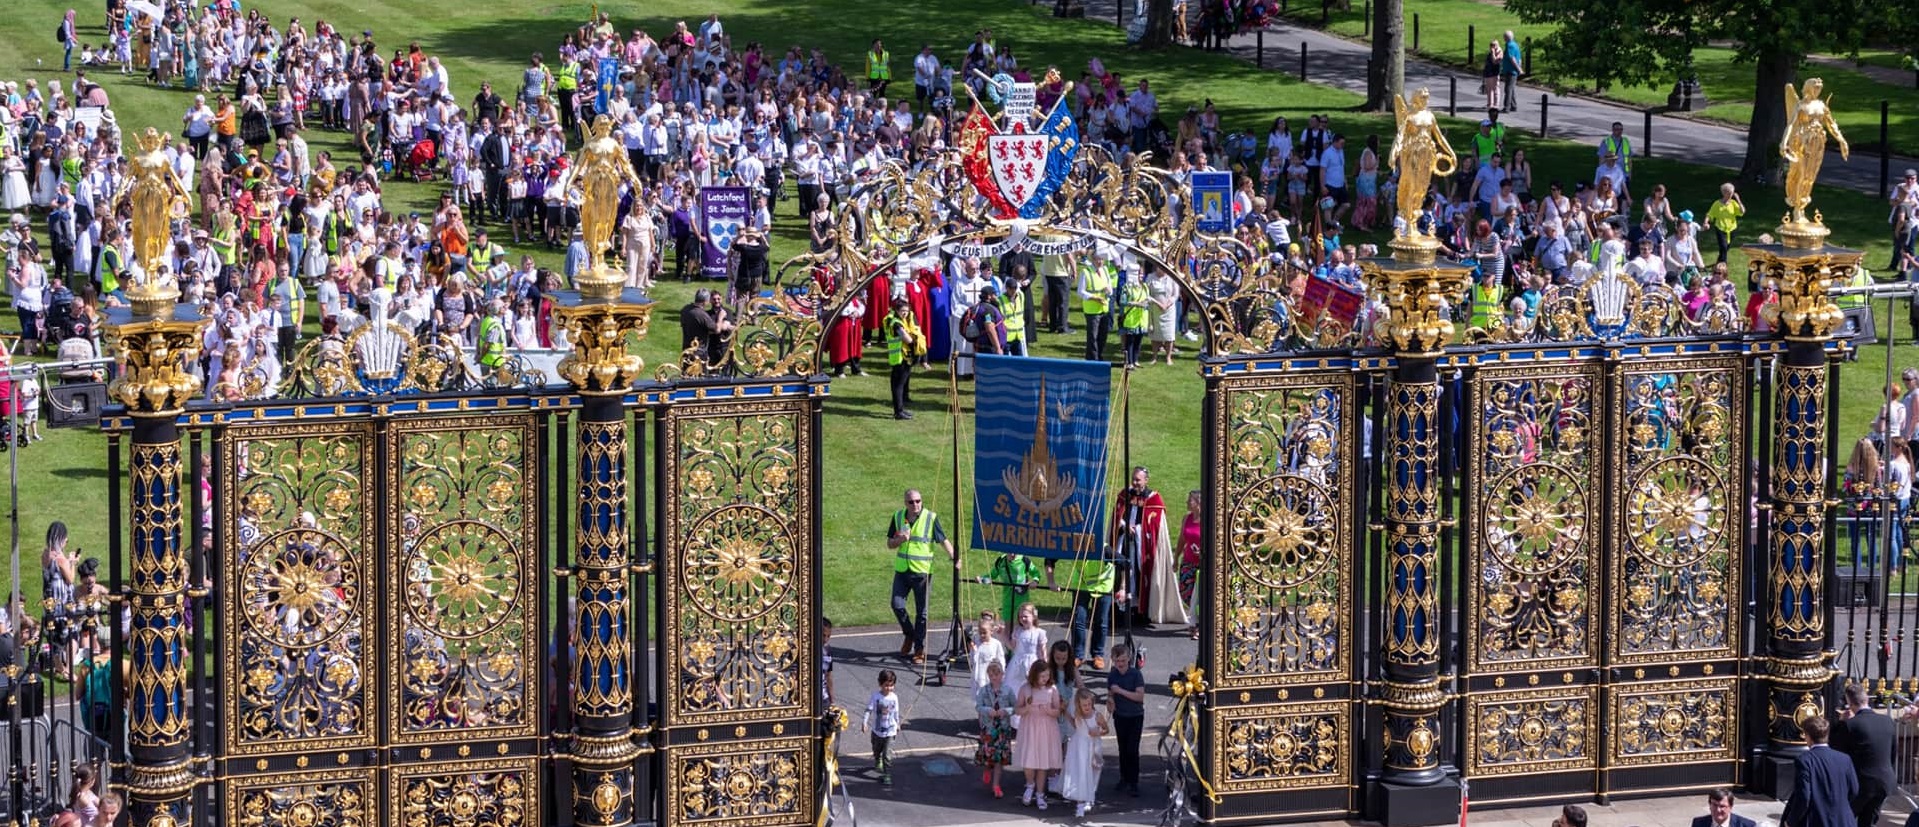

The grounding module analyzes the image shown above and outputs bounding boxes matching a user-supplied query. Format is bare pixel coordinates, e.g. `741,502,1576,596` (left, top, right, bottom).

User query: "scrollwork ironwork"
1468,691,1595,776
390,419,538,741
669,739,811,827
665,403,813,726
1470,367,1599,669
224,425,375,755
1611,680,1735,764
1213,379,1351,686
1612,362,1743,661
1211,704,1349,793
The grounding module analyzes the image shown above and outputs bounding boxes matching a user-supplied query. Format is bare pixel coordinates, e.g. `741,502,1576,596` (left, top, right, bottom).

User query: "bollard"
1321,0,1329,25
1468,25,1475,69
1364,0,1371,37
1116,0,1122,28
1449,76,1458,116
1301,42,1309,82
1413,13,1421,52
1258,29,1265,68
1883,100,1892,199
1643,110,1652,158
1539,94,1549,138
1524,37,1532,74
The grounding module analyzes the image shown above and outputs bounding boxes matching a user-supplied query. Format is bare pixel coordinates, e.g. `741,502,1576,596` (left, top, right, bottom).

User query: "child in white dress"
1060,688,1110,818
969,615,1006,690
1005,603,1046,726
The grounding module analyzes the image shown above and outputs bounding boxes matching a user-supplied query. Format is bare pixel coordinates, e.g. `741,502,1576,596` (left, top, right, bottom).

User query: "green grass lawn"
1277,0,1919,156
0,0,1912,629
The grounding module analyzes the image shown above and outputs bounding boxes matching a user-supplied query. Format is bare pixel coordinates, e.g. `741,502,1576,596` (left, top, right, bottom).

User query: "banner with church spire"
971,355,1112,560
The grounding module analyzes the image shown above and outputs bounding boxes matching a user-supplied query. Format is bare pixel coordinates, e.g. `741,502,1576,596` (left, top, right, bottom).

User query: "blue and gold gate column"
106,271,208,827
1359,98,1471,821
1744,138,1856,796
554,258,655,825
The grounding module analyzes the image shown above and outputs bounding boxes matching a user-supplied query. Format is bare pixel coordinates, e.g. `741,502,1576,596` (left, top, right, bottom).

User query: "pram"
403,138,438,182
39,292,86,355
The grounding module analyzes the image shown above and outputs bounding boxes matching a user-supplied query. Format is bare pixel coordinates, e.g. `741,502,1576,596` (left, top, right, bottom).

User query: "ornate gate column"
106,278,208,827
1361,239,1471,824
1745,211,1855,797
554,271,655,825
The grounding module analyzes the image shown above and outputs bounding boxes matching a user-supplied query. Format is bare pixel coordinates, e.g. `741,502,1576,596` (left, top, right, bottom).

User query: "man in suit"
1835,683,1899,827
1690,788,1758,827
1785,716,1860,827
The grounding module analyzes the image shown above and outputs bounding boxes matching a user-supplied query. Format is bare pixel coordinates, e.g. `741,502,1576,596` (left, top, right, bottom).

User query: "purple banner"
699,186,751,279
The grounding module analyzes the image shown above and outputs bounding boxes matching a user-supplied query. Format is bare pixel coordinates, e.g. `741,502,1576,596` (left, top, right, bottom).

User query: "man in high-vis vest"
1002,267,1030,356
866,39,891,97
887,487,957,663
1077,252,1115,363
1598,121,1632,198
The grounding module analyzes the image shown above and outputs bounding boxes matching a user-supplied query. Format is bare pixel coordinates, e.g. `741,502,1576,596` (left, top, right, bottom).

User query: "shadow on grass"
49,463,108,480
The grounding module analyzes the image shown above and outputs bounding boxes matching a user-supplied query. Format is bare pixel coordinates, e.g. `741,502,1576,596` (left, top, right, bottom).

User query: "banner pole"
1121,365,1134,650
943,353,966,675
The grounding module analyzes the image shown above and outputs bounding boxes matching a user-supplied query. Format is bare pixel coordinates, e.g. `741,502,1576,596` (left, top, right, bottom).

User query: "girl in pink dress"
1013,660,1063,810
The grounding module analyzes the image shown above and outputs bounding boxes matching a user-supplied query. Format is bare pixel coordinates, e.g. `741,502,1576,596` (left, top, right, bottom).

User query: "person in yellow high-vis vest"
556,59,581,133
884,297,923,420
1468,267,1502,331
1117,271,1149,369
1076,252,1114,363
866,39,891,97
1067,555,1114,668
887,487,957,663
1002,268,1029,356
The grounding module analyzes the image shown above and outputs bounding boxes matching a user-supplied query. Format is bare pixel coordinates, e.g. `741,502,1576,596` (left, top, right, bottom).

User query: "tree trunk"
1364,0,1403,110
1741,47,1798,186
1139,0,1177,48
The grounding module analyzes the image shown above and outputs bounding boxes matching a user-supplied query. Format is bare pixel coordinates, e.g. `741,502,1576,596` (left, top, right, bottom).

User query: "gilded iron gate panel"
216,413,544,826
221,421,380,820
1605,357,1744,792
1462,361,1603,797
1202,371,1355,820
660,396,819,827
384,416,543,823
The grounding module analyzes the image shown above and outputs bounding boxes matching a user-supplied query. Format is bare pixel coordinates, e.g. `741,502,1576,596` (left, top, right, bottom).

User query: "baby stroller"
403,138,438,182
39,292,83,355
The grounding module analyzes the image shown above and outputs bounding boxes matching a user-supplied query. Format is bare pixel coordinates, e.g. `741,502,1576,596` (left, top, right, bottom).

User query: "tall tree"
1138,0,1177,48
1364,0,1404,111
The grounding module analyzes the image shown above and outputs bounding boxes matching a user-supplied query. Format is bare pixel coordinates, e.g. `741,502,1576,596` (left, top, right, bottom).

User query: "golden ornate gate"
657,393,821,827
1460,351,1747,803
217,412,546,826
1200,366,1360,822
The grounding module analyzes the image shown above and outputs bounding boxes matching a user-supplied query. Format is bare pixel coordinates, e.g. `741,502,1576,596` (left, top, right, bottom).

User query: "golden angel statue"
1780,78,1848,225
121,127,190,276
1388,88,1457,240
570,114,645,266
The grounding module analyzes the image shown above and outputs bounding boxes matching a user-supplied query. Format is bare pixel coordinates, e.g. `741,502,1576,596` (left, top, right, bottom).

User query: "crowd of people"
0,0,1844,423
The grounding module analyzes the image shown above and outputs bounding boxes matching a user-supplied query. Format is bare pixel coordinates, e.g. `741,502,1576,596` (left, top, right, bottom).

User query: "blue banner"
596,57,621,116
971,355,1112,560
1192,170,1233,233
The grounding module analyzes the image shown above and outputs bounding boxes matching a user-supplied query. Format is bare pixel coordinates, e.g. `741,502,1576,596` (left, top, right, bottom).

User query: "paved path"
1066,0,1915,196
824,614,1866,827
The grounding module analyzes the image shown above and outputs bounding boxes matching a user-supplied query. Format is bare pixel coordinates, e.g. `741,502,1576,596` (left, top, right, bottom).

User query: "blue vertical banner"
971,355,1112,560
699,186,750,279
596,57,621,116
1191,170,1233,233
